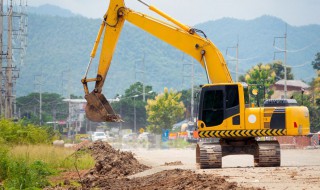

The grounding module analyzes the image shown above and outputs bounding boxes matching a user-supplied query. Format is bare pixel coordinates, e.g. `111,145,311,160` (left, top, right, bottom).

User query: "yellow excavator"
81,0,310,168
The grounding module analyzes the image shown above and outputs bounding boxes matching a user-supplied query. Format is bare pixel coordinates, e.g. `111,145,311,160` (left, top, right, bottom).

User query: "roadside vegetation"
0,118,94,189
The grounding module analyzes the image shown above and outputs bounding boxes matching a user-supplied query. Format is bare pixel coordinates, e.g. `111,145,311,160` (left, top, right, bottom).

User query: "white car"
137,132,153,143
91,132,108,142
122,133,138,142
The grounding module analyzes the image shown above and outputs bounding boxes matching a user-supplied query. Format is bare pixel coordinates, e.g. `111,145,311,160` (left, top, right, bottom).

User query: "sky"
28,0,320,26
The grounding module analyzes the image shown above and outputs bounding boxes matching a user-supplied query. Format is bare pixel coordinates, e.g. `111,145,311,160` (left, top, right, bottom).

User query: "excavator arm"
82,0,232,122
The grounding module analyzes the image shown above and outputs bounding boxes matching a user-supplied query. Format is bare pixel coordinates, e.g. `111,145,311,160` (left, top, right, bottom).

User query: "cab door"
199,85,225,127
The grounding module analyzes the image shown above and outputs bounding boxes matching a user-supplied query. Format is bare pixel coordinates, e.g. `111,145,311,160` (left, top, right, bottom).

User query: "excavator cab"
198,84,241,129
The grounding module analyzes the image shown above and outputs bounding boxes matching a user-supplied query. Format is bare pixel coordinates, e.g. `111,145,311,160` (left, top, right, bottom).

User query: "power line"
225,54,259,62
274,38,320,53
287,61,311,68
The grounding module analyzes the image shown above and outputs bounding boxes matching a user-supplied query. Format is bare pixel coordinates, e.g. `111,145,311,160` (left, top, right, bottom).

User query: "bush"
0,146,54,189
0,119,53,145
0,146,55,189
4,159,54,189
0,146,9,181
0,119,94,189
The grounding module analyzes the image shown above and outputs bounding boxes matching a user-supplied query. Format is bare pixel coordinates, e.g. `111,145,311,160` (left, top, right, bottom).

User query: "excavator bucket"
85,91,122,122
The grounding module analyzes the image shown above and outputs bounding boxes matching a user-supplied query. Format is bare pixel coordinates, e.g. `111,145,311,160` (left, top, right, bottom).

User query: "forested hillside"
17,5,320,98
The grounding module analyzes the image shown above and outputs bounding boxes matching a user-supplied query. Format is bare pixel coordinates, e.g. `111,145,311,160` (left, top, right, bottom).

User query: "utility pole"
284,26,287,99
182,55,195,121
34,74,43,125
274,24,288,99
135,54,146,101
5,1,13,118
133,95,138,133
191,59,194,121
1,0,27,118
40,81,42,125
226,39,239,82
142,54,146,102
0,0,4,115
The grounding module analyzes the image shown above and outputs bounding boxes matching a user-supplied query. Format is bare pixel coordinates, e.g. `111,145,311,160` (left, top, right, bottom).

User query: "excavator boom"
81,0,231,122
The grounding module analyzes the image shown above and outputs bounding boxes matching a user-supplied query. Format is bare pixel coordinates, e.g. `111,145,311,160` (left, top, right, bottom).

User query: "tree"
146,88,186,134
178,86,201,120
16,93,68,125
244,63,276,105
270,61,294,81
111,82,156,132
312,52,320,71
240,61,294,83
305,71,320,132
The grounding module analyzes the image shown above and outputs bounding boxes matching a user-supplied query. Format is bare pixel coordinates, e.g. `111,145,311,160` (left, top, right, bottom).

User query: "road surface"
128,147,320,190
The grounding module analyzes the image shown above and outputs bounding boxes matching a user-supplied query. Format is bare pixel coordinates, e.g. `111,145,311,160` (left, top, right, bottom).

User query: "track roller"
196,142,222,169
254,140,280,167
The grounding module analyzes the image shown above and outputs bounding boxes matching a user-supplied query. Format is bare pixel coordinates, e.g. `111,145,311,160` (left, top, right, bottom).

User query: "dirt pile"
81,141,150,179
64,141,261,189
82,169,260,190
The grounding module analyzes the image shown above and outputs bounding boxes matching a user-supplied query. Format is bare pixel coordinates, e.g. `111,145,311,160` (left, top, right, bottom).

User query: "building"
63,98,120,136
271,80,310,99
63,99,86,136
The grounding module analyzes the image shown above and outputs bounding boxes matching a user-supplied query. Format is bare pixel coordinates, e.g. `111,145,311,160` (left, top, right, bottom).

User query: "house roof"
274,80,310,89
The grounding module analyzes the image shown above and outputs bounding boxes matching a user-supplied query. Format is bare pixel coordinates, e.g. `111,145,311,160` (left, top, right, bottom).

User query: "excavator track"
197,139,281,169
254,141,280,167
197,142,222,169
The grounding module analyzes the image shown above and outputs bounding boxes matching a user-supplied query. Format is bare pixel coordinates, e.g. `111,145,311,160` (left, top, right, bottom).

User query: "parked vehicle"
122,133,138,142
137,132,153,143
107,134,117,142
91,132,108,142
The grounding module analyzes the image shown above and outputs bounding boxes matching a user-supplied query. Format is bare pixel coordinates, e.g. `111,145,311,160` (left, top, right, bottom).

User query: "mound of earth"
80,141,150,180
82,169,260,190
48,141,261,189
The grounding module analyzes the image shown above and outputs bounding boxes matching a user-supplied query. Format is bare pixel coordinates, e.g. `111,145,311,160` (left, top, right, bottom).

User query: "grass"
10,144,95,170
0,144,95,189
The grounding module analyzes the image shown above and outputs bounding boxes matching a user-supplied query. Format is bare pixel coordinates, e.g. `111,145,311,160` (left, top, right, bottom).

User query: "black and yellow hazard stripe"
198,129,287,138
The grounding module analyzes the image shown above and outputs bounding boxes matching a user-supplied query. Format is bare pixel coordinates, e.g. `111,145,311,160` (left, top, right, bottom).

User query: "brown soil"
81,141,150,179
47,142,261,190
83,168,260,190
163,161,183,166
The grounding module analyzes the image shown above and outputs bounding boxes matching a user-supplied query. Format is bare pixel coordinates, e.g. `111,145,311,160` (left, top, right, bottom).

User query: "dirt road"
130,148,320,190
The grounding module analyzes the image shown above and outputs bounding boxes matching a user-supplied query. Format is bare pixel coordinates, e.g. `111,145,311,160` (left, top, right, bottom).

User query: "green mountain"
28,4,77,17
17,5,320,98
